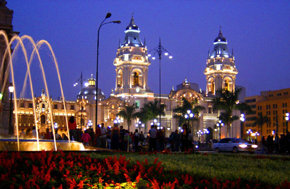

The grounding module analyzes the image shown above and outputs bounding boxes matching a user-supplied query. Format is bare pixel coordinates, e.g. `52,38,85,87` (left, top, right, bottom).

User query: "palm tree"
135,100,166,132
213,88,249,137
254,113,269,137
117,104,137,132
173,98,205,132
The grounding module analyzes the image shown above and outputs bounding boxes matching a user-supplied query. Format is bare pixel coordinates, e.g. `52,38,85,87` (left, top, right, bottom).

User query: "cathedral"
75,17,242,140
9,16,242,140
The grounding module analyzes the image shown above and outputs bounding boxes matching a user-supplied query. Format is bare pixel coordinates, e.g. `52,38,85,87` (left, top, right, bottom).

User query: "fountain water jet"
0,31,73,151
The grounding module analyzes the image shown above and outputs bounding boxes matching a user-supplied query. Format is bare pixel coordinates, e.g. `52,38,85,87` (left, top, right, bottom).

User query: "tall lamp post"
240,113,245,139
95,13,121,129
8,83,14,135
149,39,173,127
285,112,289,133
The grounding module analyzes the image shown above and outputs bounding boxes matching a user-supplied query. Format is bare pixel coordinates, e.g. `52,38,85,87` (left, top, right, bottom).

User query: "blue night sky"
7,0,290,100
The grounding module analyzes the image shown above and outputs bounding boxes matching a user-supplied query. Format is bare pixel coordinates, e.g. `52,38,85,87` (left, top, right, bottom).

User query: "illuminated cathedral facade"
11,17,242,140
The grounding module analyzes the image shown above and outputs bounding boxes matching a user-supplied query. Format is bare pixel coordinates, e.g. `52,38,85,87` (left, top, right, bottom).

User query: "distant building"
244,88,290,141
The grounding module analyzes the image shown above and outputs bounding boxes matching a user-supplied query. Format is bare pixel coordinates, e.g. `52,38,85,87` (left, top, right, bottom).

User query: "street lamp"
8,83,14,135
149,39,173,127
95,13,121,129
216,120,224,140
285,112,289,133
240,113,245,139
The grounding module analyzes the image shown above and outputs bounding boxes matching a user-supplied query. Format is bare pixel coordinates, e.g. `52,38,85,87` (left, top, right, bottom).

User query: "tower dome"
210,28,231,58
122,16,144,47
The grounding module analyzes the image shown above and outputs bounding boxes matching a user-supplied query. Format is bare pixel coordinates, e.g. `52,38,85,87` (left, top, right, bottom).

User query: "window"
273,104,277,109
42,104,45,109
283,92,288,95
28,103,33,108
54,104,58,109
70,105,75,110
282,103,287,108
20,103,25,108
277,93,281,96
41,115,46,124
269,94,273,97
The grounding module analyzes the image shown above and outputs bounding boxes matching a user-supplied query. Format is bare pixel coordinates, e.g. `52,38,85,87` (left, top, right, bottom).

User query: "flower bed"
0,151,289,188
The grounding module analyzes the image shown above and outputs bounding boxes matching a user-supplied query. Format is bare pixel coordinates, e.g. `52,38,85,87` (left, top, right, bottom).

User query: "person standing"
149,125,157,152
81,130,91,146
111,124,120,150
134,129,139,152
68,116,77,140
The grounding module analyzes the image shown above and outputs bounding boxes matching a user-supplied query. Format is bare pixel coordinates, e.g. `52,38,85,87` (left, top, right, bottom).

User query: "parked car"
213,138,258,153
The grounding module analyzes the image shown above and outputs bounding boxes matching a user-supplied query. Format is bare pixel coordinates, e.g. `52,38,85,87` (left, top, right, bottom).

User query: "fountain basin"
0,139,85,151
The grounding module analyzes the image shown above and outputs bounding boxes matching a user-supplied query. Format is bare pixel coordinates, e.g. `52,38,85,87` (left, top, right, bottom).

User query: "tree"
117,104,137,132
173,98,205,132
213,88,250,137
135,100,166,132
254,113,269,137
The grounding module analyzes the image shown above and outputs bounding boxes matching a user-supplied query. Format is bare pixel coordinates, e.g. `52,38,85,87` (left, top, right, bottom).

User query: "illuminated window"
133,72,139,87
207,78,215,94
117,70,123,88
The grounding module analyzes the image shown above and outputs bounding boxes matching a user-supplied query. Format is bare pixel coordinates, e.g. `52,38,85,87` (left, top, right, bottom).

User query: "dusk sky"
7,0,290,100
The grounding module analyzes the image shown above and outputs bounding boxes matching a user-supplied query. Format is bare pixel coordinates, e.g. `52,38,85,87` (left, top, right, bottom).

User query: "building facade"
244,88,290,141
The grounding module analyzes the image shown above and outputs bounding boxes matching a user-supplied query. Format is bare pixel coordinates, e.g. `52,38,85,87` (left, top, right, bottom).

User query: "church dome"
214,29,227,43
77,75,105,103
125,16,139,30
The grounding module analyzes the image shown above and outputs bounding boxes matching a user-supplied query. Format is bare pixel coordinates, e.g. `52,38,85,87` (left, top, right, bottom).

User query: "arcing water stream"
0,31,70,151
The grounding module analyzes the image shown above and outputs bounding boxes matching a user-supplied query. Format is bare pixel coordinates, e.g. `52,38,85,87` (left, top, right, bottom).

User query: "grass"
89,152,290,186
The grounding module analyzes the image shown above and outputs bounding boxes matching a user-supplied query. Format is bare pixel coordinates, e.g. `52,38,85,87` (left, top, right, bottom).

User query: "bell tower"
204,28,238,96
113,17,153,98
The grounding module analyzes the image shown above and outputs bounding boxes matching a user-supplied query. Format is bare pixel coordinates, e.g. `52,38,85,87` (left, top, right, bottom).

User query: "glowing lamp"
8,84,14,93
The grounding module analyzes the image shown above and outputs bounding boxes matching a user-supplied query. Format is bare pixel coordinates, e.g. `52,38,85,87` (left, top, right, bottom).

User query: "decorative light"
152,57,156,60
285,113,289,121
8,84,14,93
54,123,58,129
189,113,194,118
240,113,245,122
164,52,168,56
169,55,173,59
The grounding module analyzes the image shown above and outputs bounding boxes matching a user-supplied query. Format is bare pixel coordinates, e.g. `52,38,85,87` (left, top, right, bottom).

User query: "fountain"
0,31,84,151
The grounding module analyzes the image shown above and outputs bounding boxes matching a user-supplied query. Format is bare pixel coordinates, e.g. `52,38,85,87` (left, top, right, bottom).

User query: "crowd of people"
66,116,197,152
261,133,290,154
19,116,290,154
